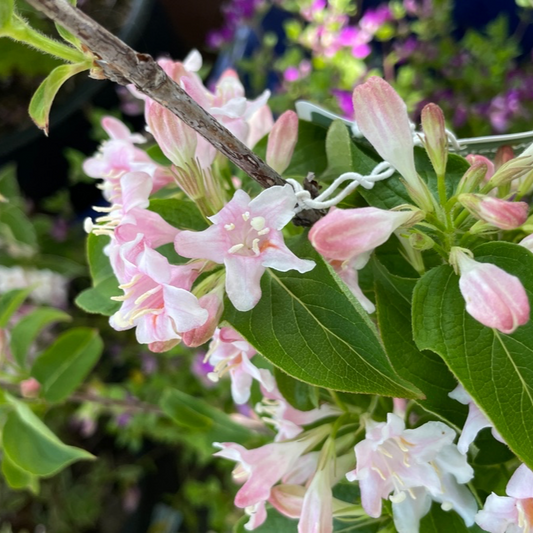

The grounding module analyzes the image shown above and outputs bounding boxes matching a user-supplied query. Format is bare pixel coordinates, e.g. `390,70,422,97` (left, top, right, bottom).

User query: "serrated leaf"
373,259,466,427
0,287,32,327
29,61,89,133
2,454,39,493
160,388,252,444
148,198,208,231
224,238,422,398
3,396,94,476
10,307,71,368
31,328,103,403
412,242,533,469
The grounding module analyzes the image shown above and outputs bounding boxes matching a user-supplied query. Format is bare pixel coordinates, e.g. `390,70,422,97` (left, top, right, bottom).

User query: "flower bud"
456,162,489,195
486,155,533,189
266,110,299,174
20,378,40,398
465,155,494,181
148,339,180,353
182,293,224,347
353,77,434,212
309,207,424,263
458,194,528,230
494,145,514,170
408,231,435,251
421,103,447,177
450,248,530,334
145,100,197,168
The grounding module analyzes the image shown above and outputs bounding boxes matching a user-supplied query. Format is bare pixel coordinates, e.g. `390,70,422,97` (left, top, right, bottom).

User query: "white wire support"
287,161,395,213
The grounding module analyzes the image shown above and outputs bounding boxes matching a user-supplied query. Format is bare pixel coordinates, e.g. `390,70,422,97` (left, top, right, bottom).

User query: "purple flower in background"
191,351,216,388
360,5,392,33
284,66,300,82
332,89,354,119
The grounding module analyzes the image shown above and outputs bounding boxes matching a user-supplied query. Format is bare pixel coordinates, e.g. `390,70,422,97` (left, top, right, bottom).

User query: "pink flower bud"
353,77,434,212
456,161,489,196
266,110,299,174
20,378,40,398
451,248,530,334
465,155,494,181
182,293,224,347
148,339,180,353
458,194,528,230
421,103,447,177
145,100,197,168
494,145,514,170
309,207,423,263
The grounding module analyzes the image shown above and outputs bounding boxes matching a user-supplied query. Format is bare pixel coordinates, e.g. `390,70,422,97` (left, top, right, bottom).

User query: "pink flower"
458,194,528,230
206,327,275,405
109,243,208,347
258,384,342,441
20,377,40,398
175,185,315,312
448,384,505,454
475,464,533,533
466,155,495,182
310,207,421,264
346,413,476,532
266,110,298,174
214,425,331,528
352,77,434,211
182,292,223,347
451,248,530,334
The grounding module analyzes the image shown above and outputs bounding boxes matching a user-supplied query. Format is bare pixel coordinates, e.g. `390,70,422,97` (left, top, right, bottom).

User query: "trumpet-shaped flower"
448,384,504,454
175,185,315,312
476,464,533,533
450,248,530,334
214,424,331,529
346,413,476,532
206,327,274,404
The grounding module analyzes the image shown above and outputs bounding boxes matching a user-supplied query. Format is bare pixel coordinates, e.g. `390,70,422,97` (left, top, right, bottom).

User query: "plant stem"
23,0,324,226
4,16,84,64
437,171,447,207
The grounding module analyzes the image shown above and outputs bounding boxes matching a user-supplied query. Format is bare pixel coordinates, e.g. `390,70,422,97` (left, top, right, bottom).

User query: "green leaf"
10,307,71,368
234,511,297,533
224,238,422,398
0,0,14,30
0,204,38,249
412,242,533,469
285,120,329,178
31,328,103,403
373,259,466,427
274,368,318,411
321,120,358,180
146,144,172,166
160,388,252,444
75,234,120,316
2,454,39,493
0,164,20,202
29,61,89,133
420,502,483,532
2,396,94,476
0,287,32,327
148,198,208,231
54,1,80,50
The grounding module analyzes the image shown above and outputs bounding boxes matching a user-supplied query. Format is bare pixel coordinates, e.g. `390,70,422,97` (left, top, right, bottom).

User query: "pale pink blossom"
421,103,447,177
109,243,208,347
258,384,342,441
352,77,433,210
20,377,40,398
266,110,299,174
214,425,331,529
449,384,505,454
182,292,224,347
476,464,533,533
458,194,528,230
206,327,275,405
466,155,495,182
451,248,530,334
346,413,476,532
175,185,315,312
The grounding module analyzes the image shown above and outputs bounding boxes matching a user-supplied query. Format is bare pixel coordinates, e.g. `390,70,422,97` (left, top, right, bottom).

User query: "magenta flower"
175,185,315,312
451,248,530,334
346,413,476,532
449,384,505,454
476,464,533,533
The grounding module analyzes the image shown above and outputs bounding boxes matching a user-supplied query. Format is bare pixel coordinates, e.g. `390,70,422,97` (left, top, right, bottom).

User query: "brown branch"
23,0,323,225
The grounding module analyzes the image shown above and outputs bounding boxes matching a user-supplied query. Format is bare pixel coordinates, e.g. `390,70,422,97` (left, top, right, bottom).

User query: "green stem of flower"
4,16,85,64
437,171,447,208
